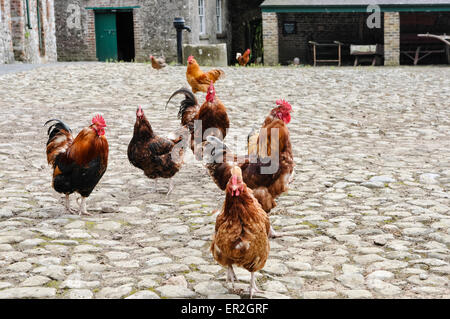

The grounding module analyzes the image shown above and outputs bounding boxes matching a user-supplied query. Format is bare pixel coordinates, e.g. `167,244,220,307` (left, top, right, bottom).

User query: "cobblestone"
0,63,449,298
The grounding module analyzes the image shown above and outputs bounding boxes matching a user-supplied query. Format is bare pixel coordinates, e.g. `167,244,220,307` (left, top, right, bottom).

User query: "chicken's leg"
249,272,262,299
166,179,174,196
227,265,237,288
64,194,78,214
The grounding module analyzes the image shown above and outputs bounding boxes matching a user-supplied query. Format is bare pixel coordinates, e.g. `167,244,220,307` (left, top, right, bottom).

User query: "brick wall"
262,11,278,65
384,11,400,66
0,0,15,63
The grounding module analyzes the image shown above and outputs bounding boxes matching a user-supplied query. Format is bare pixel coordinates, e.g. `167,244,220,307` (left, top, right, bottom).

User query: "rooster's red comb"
92,114,106,127
276,99,292,112
187,55,194,62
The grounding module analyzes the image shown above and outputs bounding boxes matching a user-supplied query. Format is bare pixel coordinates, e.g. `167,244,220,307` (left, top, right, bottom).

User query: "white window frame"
216,0,222,34
198,0,205,35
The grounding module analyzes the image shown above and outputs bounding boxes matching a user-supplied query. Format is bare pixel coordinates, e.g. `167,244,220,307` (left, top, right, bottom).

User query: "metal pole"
25,0,32,29
177,29,183,65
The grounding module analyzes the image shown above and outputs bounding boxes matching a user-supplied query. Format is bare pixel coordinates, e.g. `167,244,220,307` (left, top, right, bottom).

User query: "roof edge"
260,4,450,12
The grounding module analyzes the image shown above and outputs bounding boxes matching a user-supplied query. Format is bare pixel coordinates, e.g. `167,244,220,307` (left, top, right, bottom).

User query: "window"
216,0,222,34
198,0,205,34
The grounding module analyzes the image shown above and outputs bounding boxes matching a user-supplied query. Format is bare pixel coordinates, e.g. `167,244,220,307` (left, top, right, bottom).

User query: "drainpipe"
25,0,32,29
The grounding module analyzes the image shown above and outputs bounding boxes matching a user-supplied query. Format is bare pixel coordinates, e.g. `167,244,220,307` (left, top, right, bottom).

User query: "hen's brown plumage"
186,55,225,93
205,100,294,219
45,116,109,215
127,106,187,195
211,166,270,298
150,55,167,70
166,82,229,159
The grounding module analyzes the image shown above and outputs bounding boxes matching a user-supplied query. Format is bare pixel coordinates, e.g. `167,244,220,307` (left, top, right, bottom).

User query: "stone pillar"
384,12,400,66
262,11,278,65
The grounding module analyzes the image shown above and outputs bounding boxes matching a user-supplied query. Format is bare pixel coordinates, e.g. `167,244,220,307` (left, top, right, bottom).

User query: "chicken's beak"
137,106,144,118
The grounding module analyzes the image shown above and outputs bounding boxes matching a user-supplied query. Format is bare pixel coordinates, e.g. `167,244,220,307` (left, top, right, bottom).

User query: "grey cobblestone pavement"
0,62,449,299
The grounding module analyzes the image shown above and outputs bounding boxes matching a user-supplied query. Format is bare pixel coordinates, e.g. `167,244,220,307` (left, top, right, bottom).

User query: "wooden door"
95,12,118,61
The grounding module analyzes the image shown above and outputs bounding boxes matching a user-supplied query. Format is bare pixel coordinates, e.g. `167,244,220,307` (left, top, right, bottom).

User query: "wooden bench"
350,44,383,66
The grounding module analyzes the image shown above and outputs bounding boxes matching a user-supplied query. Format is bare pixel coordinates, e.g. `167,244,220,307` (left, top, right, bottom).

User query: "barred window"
216,0,222,33
198,0,205,35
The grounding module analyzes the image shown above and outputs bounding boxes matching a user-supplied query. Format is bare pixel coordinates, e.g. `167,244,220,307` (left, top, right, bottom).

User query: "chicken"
210,166,270,299
44,115,109,215
186,55,225,93
166,81,230,160
248,98,293,157
127,106,188,195
236,49,251,66
150,55,167,70
204,99,294,237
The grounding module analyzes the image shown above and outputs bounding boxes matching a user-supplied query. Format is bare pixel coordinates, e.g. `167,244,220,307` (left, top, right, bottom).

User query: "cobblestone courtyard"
0,63,449,299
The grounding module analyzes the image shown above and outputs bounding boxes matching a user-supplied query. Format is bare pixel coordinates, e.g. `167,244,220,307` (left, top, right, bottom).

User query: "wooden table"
308,41,344,66
400,33,449,65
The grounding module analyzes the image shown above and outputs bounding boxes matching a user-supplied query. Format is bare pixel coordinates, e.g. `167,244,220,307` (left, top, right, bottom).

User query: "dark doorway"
116,11,135,62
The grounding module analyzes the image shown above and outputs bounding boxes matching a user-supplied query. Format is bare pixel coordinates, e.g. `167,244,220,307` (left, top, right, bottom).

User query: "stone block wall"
262,11,278,65
55,0,231,63
384,11,400,66
0,0,15,63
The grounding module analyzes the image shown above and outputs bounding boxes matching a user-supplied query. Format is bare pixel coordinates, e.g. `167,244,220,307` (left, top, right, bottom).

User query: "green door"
95,12,118,61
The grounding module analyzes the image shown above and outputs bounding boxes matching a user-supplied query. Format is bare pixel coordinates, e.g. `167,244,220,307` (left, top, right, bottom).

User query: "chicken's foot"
268,225,282,238
75,196,92,216
64,194,78,214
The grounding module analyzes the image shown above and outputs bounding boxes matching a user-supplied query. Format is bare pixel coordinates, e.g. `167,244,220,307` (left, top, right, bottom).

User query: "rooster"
127,106,188,195
186,55,225,93
236,49,251,66
166,81,230,160
150,55,167,70
44,115,109,215
211,166,270,299
204,99,294,237
248,98,293,157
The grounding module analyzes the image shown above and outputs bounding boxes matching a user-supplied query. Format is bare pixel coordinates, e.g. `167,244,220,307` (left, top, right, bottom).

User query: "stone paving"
0,62,449,299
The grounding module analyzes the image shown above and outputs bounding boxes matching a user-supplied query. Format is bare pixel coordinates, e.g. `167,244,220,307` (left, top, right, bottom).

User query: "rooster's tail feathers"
165,87,198,122
44,119,72,145
44,119,73,165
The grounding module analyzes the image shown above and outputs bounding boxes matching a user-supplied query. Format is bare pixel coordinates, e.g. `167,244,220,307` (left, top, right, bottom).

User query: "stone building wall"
276,12,384,65
0,0,15,63
10,0,57,63
55,0,231,63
